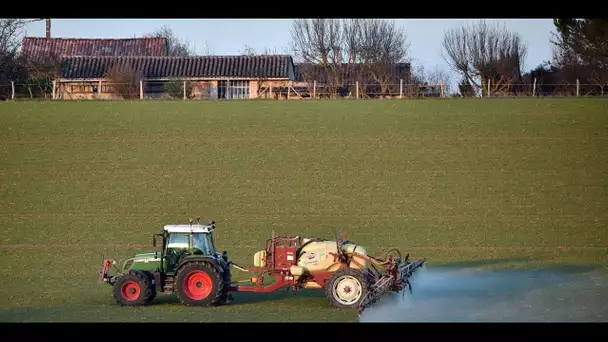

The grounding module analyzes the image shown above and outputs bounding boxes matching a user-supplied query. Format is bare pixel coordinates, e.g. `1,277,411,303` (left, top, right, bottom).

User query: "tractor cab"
153,222,218,274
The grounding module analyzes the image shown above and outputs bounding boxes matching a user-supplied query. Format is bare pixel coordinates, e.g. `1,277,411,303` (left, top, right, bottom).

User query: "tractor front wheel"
113,272,155,306
175,261,224,306
325,268,369,309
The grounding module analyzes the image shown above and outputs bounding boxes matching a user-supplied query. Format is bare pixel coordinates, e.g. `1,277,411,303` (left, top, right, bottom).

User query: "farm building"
54,55,297,100
282,62,413,99
18,36,417,100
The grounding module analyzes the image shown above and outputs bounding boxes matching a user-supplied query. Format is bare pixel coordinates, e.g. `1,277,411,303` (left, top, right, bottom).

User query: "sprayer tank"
296,239,369,272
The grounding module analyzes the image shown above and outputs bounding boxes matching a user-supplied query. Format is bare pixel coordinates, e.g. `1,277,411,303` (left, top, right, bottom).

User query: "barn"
55,55,297,99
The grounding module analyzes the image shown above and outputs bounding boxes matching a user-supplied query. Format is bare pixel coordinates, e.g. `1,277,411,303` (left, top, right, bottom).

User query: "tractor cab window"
166,233,189,251
164,233,189,273
192,233,214,255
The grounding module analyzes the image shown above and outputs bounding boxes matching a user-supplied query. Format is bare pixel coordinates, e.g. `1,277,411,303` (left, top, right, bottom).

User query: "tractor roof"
163,224,214,233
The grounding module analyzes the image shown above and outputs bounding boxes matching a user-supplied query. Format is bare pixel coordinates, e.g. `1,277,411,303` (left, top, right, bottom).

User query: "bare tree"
239,45,279,56
290,19,346,96
104,62,142,99
410,63,452,97
410,63,427,97
550,41,585,87
0,19,32,99
441,20,527,96
144,25,193,56
358,19,410,95
290,19,410,97
0,19,30,56
290,19,343,65
458,77,476,97
427,65,453,95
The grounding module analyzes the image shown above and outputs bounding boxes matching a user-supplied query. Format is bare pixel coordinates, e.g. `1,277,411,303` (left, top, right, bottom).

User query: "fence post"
140,80,143,100
52,80,56,100
356,81,359,99
98,80,102,98
532,77,537,97
183,81,187,100
440,83,444,98
399,79,403,98
487,78,491,97
576,79,580,97
313,80,317,99
11,81,15,100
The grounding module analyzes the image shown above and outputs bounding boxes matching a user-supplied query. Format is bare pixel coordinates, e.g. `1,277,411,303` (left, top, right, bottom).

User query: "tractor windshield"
192,233,215,255
167,233,189,250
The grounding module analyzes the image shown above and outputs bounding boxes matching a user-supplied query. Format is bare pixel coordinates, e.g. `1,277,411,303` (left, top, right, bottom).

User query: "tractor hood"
133,252,161,262
119,252,162,272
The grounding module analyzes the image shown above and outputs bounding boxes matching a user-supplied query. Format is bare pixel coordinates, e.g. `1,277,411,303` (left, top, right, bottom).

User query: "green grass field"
0,98,607,322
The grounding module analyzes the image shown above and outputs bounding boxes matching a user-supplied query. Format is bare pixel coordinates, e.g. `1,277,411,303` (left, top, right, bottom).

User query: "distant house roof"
294,62,411,83
58,55,296,80
21,37,168,63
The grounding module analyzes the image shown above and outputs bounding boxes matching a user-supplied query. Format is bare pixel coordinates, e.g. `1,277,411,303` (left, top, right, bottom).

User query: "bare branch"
290,19,410,97
441,20,527,95
240,45,257,56
0,19,29,56
104,62,142,100
290,19,346,95
356,19,410,94
202,41,215,55
240,45,279,56
144,25,192,56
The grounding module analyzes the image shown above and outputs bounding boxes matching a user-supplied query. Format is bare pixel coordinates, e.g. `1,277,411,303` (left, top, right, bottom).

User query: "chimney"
46,19,51,39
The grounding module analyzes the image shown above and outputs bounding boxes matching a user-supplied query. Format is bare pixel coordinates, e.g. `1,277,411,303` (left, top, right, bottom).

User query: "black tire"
141,271,157,304
324,268,369,309
113,272,155,306
175,261,224,306
148,289,158,302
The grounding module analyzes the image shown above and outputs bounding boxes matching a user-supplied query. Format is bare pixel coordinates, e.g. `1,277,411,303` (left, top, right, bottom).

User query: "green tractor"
99,218,232,306
100,217,427,314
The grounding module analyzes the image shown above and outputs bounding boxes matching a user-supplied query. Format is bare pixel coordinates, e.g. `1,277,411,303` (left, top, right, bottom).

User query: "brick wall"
191,81,218,99
56,79,294,100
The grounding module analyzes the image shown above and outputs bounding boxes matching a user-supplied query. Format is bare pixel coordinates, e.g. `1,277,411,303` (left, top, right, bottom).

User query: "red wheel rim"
183,270,213,300
121,281,140,301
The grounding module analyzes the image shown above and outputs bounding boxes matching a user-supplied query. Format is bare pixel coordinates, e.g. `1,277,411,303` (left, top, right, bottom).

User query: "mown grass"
0,98,607,322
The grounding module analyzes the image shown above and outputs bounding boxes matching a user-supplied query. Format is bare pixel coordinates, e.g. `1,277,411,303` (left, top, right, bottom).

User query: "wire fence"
1,80,607,101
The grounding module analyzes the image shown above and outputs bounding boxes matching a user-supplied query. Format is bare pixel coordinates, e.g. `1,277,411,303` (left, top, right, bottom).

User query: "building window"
230,80,250,99
217,80,250,99
147,82,165,93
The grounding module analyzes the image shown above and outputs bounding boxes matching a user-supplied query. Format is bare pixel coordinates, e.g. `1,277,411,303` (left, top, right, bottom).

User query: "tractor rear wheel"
113,272,155,306
325,268,369,309
175,261,224,306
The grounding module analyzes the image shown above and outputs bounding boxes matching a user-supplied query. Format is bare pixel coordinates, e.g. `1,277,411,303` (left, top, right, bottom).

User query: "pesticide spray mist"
359,264,608,322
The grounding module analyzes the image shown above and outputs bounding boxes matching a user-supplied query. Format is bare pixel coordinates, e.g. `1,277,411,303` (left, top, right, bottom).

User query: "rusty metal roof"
59,55,296,79
21,37,168,63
